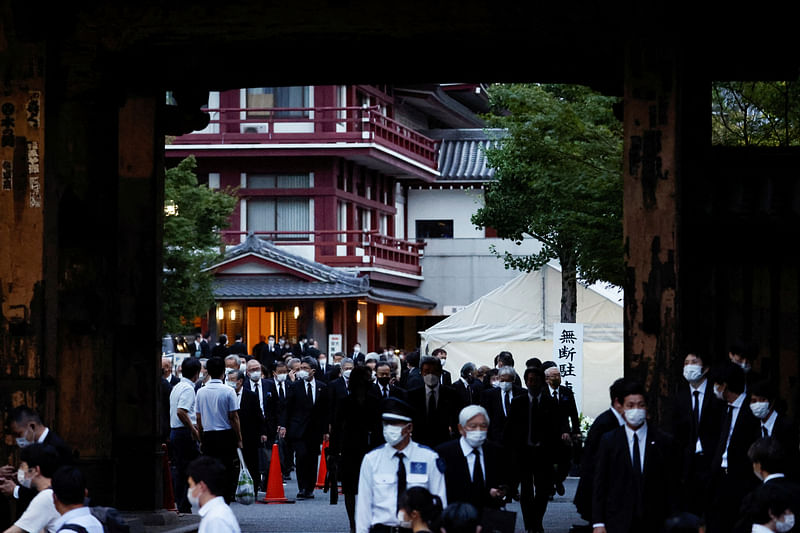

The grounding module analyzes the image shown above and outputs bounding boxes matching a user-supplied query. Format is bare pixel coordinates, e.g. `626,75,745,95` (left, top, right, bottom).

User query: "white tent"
419,264,623,418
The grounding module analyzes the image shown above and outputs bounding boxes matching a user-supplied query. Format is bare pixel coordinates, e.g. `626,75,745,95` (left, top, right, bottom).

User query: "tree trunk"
560,253,577,323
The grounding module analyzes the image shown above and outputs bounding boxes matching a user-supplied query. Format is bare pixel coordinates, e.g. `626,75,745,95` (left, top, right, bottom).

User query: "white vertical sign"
328,334,342,355
552,322,584,413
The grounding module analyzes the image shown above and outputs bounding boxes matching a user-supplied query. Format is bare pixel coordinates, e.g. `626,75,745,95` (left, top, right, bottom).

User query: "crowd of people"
2,333,798,533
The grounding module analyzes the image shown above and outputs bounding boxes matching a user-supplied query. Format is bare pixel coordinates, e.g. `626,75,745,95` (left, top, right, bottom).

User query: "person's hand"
261,435,268,443
0,465,15,479
279,427,287,439
561,432,572,444
323,433,330,442
593,527,607,533
0,479,16,497
237,440,243,449
288,369,296,381
489,487,506,499
191,426,201,442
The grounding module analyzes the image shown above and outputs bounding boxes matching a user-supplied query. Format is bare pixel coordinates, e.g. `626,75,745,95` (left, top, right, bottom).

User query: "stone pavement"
222,474,589,533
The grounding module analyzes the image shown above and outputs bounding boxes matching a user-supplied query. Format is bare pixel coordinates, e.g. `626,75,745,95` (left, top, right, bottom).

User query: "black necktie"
632,433,642,474
383,386,389,399
762,425,769,437
632,432,644,518
553,390,558,401
472,449,484,489
307,382,313,404
279,382,284,400
428,389,436,416
503,391,511,416
255,382,264,414
691,390,700,440
395,452,406,511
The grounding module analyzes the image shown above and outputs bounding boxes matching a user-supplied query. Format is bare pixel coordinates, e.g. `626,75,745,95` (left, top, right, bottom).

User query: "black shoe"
556,481,565,496
296,492,308,500
304,492,314,499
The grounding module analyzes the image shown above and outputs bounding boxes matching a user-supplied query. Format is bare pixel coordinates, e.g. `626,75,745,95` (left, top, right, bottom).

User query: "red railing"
171,105,438,170
220,229,425,276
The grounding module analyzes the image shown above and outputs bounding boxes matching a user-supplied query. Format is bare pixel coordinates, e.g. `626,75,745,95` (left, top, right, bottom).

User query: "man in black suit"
374,361,407,401
496,351,522,388
732,437,800,533
573,378,627,525
543,364,581,496
408,356,464,448
292,334,310,357
453,363,479,406
349,341,364,364
400,350,424,390
591,381,679,533
1,406,73,514
191,333,210,358
211,334,230,358
706,362,761,533
282,356,329,499
328,357,355,426
162,357,180,388
481,366,523,443
271,361,292,481
728,339,764,392
666,351,725,517
232,370,268,486
436,405,511,517
229,334,247,356
243,359,279,488
747,380,799,475
431,348,452,386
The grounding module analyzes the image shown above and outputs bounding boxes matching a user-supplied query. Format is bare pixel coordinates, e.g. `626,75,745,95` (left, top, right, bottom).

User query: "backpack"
58,506,130,533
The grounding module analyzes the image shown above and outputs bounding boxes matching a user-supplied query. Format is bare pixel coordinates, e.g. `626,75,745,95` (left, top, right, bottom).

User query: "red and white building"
166,83,532,354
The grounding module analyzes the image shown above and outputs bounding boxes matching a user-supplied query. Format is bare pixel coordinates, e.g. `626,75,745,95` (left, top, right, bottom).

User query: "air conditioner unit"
241,123,268,134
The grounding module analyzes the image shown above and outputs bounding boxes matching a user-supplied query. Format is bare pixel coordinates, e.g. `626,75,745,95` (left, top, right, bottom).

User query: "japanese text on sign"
552,323,584,413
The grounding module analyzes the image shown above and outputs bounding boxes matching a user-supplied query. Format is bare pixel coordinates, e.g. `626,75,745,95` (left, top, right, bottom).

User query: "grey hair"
224,354,240,365
340,357,354,367
458,405,490,428
230,369,246,382
287,357,301,366
498,366,517,379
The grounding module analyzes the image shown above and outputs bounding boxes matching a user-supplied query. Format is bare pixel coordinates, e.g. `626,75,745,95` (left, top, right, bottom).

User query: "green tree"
162,155,237,334
471,83,623,322
712,81,800,146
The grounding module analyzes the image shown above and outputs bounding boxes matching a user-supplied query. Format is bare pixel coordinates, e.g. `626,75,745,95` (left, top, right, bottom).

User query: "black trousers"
290,437,320,494
171,427,200,512
519,457,554,532
201,429,238,502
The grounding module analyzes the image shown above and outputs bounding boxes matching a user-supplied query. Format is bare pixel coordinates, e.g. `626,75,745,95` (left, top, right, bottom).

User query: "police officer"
355,398,447,533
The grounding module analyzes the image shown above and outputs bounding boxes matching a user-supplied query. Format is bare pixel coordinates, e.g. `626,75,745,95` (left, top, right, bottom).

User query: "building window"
247,198,310,240
246,87,310,118
247,174,311,189
415,220,453,239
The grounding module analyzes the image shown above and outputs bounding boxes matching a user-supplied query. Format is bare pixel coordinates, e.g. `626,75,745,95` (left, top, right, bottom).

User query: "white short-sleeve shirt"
52,506,104,533
195,380,238,431
198,496,241,533
14,488,59,533
170,377,198,428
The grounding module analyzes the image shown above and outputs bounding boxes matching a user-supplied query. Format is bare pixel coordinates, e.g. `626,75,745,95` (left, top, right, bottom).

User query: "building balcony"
220,229,425,283
169,105,439,177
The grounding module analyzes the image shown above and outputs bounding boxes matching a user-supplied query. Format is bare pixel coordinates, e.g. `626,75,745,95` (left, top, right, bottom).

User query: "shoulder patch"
436,457,446,474
416,443,434,452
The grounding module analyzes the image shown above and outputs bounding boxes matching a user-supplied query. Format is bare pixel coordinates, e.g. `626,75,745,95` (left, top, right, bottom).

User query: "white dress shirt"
355,440,447,533
690,379,707,452
721,392,746,468
53,506,104,533
760,409,777,437
459,436,486,482
625,423,647,472
250,378,265,415
198,496,241,533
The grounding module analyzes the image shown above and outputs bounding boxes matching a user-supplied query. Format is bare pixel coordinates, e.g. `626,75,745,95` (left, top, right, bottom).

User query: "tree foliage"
712,81,800,146
471,84,623,321
162,156,237,334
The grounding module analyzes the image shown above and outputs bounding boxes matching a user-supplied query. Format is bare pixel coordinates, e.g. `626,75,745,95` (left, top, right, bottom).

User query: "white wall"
407,188,485,239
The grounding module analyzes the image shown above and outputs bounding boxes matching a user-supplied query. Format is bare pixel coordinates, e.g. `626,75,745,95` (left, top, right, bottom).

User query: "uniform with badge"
355,398,448,533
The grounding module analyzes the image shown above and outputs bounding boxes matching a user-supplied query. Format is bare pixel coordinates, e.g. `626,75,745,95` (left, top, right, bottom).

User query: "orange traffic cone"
315,440,329,489
161,444,177,512
260,443,294,504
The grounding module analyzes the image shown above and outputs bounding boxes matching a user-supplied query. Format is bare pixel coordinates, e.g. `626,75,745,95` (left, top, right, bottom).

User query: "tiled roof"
427,129,505,181
213,276,366,299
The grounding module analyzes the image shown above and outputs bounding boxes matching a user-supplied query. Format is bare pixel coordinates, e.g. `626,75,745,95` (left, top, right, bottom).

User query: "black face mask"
377,376,392,386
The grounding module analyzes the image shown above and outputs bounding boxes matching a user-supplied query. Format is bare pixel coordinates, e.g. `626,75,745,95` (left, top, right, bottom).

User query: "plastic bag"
235,449,255,505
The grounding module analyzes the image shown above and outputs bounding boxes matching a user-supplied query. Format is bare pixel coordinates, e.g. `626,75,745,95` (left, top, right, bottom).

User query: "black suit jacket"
408,384,464,447
548,385,580,434
243,377,279,439
502,391,561,476
373,382,407,401
481,385,524,442
284,378,329,444
17,429,74,512
768,413,800,475
452,379,477,406
435,438,511,512
229,341,248,355
592,425,679,533
402,367,423,390
734,476,800,533
440,369,452,387
573,408,623,519
712,395,761,482
238,389,267,448
668,381,726,459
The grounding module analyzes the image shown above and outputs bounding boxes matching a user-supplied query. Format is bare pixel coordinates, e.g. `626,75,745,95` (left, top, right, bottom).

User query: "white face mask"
624,408,646,428
423,374,439,388
683,364,704,382
342,369,352,380
739,361,751,373
439,358,446,368
396,510,412,529
239,363,246,372
226,380,237,389
776,513,795,532
497,381,512,392
187,486,200,508
275,373,287,383
268,340,274,346
353,347,360,354
491,381,501,388
464,430,488,448
17,469,32,488
296,370,310,381
249,371,261,381
749,401,770,419
16,437,32,448
383,424,406,446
